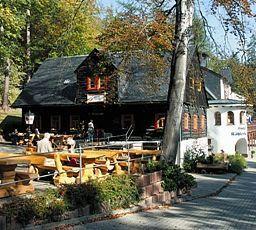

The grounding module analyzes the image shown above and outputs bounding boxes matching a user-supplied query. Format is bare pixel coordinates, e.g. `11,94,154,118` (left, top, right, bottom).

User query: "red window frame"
183,113,190,131
86,76,109,91
193,114,198,131
154,113,165,129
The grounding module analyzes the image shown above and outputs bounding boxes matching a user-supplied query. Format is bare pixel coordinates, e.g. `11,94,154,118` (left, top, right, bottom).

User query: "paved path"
0,143,25,153
190,172,236,199
75,161,256,230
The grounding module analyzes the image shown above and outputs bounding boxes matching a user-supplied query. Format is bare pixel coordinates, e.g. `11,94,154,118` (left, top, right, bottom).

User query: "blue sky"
99,0,255,57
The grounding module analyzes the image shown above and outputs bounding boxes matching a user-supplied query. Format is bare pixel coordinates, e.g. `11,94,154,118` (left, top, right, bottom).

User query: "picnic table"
0,152,36,198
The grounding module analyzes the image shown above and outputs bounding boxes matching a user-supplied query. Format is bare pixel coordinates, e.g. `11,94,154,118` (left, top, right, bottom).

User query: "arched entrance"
235,138,247,154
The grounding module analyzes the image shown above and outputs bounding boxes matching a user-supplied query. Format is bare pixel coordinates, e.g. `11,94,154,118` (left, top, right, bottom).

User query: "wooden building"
13,49,208,158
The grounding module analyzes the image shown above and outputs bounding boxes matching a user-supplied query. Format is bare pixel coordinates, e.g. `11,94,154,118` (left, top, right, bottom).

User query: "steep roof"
116,55,171,103
13,50,208,108
201,67,222,99
13,56,86,107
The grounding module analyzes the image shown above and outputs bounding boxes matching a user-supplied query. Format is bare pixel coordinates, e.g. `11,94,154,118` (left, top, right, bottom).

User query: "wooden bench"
196,162,229,173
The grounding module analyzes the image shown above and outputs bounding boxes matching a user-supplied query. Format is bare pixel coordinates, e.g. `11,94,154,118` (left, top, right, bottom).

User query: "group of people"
11,119,95,153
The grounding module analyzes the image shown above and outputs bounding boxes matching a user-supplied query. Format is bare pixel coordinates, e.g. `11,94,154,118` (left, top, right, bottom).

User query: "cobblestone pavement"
190,172,236,199
75,161,256,230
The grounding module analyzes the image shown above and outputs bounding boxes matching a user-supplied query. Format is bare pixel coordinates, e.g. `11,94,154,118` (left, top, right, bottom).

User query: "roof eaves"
205,86,218,100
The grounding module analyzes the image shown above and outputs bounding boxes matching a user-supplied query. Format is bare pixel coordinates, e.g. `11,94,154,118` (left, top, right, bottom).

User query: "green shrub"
2,198,36,226
146,161,197,192
63,175,140,212
2,189,68,226
2,176,141,225
179,173,197,190
94,175,140,210
183,147,206,172
62,182,98,209
228,153,247,174
44,199,69,221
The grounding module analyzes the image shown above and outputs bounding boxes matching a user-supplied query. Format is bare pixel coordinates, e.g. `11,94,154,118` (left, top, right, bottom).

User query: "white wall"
179,137,208,165
207,105,248,154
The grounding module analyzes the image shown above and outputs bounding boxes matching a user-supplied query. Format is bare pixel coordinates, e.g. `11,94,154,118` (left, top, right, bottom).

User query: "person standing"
37,133,53,153
32,128,40,146
87,120,94,143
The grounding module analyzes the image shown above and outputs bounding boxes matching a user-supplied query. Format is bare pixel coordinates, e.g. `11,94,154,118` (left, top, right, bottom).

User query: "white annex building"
202,67,248,155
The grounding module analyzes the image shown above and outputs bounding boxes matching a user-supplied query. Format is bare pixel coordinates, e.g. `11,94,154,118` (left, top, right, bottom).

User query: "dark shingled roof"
201,67,222,100
220,68,234,84
116,56,171,103
13,56,87,107
13,49,207,108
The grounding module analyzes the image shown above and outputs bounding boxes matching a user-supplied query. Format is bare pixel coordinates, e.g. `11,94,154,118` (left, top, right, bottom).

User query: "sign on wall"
87,94,106,103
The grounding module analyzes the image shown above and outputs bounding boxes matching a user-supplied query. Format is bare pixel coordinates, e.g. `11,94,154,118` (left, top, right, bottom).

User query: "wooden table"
0,153,35,198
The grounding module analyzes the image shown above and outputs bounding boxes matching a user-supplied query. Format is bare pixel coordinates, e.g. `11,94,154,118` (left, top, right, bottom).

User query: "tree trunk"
26,8,31,83
2,58,11,112
162,0,194,163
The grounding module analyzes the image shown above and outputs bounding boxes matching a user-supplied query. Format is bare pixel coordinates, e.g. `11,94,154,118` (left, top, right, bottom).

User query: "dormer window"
86,76,97,90
86,76,109,90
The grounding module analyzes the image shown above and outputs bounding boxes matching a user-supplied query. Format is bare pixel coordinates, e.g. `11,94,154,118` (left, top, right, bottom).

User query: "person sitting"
10,128,19,145
66,136,76,153
66,136,79,166
37,133,53,153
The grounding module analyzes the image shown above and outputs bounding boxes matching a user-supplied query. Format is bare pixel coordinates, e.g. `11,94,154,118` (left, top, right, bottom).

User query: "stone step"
138,191,173,208
140,181,164,199
135,171,162,187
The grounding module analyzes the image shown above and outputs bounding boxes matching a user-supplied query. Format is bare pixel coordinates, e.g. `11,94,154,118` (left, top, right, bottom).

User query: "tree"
29,0,101,72
100,0,255,163
0,1,25,111
247,34,256,67
0,0,102,109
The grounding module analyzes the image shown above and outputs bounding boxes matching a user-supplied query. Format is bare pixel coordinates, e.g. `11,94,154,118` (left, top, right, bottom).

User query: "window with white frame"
227,111,234,125
214,112,221,126
240,111,246,124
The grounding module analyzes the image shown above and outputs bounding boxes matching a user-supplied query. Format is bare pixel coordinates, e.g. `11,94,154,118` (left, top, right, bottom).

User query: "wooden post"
79,145,82,184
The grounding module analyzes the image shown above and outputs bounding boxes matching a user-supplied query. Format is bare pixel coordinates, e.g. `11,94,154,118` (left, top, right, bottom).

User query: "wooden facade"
14,49,208,141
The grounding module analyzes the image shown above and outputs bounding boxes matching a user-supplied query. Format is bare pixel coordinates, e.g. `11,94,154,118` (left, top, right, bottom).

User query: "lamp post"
25,110,34,143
